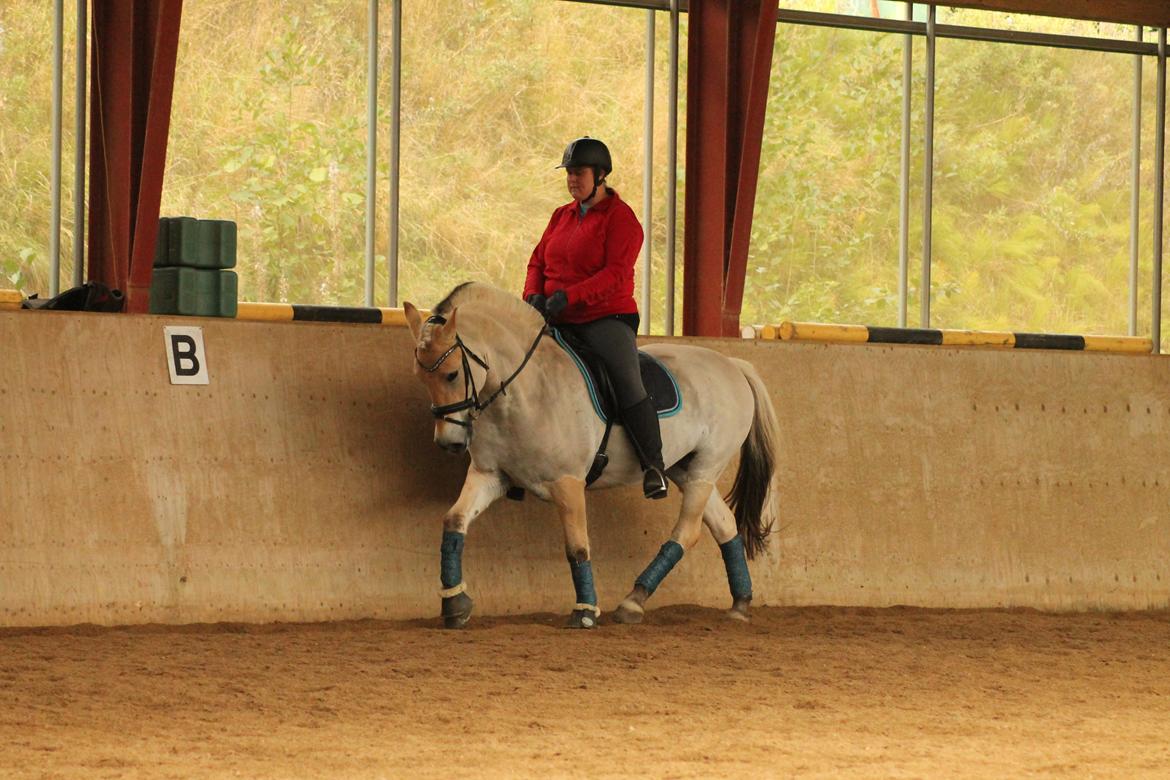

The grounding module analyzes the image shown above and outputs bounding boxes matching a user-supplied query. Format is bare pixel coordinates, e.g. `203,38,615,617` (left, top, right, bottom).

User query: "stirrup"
643,467,668,500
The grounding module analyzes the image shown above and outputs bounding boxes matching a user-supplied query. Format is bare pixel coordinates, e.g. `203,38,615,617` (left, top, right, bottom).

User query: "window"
0,4,84,294
747,23,913,326
165,3,369,305
749,2,1165,346
931,37,1158,335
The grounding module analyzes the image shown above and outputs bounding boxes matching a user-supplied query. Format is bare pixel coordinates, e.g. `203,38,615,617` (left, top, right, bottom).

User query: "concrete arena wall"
2,310,1169,627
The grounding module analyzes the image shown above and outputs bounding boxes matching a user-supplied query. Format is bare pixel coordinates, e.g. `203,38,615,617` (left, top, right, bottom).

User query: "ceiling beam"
940,1,1170,28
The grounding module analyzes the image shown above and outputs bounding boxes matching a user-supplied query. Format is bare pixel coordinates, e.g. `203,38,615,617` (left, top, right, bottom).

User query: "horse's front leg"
440,466,506,629
612,480,714,624
547,476,600,629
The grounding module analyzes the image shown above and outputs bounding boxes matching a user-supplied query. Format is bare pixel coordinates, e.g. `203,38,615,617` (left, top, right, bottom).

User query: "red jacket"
523,189,643,323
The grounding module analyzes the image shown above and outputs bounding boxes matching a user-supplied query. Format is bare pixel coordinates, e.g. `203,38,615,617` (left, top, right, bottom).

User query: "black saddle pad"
551,327,682,424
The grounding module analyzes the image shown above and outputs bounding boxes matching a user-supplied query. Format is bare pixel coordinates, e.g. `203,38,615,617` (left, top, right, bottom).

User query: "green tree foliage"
747,10,1164,340
749,26,911,327
165,6,370,304
928,36,1157,335
164,0,678,316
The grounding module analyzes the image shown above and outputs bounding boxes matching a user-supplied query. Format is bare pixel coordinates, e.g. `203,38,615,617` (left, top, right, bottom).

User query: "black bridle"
415,314,547,429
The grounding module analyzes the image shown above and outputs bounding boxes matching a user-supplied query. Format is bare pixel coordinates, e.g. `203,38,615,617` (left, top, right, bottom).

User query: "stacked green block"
149,217,239,317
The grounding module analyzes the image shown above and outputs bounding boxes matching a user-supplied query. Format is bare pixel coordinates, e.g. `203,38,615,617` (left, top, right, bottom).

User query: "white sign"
164,326,210,385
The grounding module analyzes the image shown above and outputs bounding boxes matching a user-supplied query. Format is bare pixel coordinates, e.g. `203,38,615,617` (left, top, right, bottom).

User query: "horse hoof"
611,600,644,625
726,598,751,623
443,613,471,629
441,592,474,629
565,608,600,629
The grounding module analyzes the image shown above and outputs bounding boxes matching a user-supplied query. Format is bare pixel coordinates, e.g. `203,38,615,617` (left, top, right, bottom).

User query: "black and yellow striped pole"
754,321,1152,354
235,302,424,326
1,287,1156,354
1,289,426,326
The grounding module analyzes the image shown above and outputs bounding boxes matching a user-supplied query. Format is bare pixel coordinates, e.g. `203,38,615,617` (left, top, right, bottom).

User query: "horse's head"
404,301,476,454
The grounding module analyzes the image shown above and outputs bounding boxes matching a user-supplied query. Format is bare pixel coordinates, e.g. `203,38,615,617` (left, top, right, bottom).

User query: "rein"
416,314,547,429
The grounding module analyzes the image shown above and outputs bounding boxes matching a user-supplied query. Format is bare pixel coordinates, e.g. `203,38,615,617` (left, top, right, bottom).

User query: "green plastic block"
154,217,237,269
149,267,238,317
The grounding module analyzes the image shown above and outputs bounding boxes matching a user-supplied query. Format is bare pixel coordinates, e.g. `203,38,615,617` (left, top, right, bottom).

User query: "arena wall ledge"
2,306,1168,627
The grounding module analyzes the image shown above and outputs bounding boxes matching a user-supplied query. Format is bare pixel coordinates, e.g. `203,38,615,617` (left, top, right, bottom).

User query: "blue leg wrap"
569,559,598,607
720,535,753,600
440,530,465,588
634,540,685,597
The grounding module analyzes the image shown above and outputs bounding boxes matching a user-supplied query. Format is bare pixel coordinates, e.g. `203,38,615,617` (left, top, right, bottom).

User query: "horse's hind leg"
547,476,600,629
701,491,753,622
612,480,714,624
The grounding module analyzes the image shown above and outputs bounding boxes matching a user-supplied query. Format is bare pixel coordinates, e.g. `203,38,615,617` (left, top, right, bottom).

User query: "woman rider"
523,136,668,500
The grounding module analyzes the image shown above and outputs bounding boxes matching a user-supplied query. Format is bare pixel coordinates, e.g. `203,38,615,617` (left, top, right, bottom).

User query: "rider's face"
565,166,596,202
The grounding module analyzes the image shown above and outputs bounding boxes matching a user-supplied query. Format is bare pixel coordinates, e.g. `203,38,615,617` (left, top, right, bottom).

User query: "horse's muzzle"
435,423,470,454
438,438,468,455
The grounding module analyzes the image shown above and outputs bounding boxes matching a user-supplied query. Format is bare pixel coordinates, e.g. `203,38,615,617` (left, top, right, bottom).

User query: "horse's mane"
431,281,545,332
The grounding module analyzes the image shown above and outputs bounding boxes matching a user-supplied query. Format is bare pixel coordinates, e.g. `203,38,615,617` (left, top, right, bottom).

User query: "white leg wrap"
574,603,601,616
439,582,466,599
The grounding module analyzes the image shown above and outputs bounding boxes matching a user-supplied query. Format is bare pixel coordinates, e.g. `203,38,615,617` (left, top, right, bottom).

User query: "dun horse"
404,282,779,628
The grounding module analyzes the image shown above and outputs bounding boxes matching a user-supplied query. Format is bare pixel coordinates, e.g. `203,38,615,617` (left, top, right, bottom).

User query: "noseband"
415,314,547,429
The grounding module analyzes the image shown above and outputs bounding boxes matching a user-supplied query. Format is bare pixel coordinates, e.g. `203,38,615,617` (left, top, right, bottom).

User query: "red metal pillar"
682,0,777,337
88,0,183,313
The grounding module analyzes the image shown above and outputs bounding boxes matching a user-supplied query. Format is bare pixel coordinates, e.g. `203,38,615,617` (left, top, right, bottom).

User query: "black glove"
525,294,547,316
545,290,569,322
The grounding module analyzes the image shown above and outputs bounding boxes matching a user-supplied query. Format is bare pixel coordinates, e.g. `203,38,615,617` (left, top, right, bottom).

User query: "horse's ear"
403,301,422,341
443,306,459,339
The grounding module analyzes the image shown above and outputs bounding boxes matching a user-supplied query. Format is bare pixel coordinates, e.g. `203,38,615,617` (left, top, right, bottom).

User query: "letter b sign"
164,326,210,385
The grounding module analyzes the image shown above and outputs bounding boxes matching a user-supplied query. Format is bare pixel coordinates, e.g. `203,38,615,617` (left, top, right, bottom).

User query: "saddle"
544,327,682,488
551,327,681,424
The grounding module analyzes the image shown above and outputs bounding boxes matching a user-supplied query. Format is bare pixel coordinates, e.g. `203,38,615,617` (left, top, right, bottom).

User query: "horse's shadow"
393,603,740,631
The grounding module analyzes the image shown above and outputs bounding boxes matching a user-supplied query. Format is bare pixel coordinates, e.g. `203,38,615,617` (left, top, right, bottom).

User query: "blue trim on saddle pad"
551,327,683,423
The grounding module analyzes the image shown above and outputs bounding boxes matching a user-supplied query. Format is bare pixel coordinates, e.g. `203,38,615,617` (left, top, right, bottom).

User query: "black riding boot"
622,396,668,500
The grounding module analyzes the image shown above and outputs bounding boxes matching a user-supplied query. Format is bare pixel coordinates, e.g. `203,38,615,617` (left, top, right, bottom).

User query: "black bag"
23,282,125,312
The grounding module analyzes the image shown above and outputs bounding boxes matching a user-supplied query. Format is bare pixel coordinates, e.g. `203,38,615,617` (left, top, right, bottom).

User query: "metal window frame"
50,0,63,296
568,0,690,10
897,2,912,327
1154,28,1166,352
73,0,86,289
48,0,89,295
777,8,1167,349
42,1,1161,343
388,0,403,307
364,0,378,307
640,9,655,335
922,5,936,328
664,0,680,334
1130,26,1143,338
362,0,401,308
554,2,1167,339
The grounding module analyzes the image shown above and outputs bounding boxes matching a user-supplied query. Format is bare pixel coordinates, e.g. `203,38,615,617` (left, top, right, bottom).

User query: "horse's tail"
725,358,780,560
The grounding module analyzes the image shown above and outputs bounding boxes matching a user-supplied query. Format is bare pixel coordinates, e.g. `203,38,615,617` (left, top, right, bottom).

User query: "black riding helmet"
557,136,613,175
557,136,612,204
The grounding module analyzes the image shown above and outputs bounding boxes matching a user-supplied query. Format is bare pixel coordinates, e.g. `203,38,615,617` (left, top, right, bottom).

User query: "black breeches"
558,317,647,409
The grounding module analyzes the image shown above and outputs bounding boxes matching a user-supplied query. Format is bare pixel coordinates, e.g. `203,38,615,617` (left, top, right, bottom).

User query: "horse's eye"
445,371,458,382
